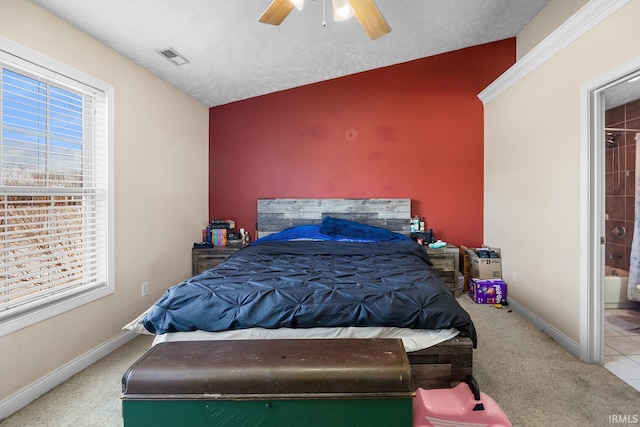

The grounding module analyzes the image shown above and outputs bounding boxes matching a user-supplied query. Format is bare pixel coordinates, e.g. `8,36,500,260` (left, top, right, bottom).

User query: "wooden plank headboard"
256,198,411,238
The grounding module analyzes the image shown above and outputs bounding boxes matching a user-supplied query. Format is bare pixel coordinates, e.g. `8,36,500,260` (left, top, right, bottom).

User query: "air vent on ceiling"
159,48,190,66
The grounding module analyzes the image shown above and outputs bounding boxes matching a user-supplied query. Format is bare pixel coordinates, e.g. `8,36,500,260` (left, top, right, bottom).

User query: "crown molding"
478,0,631,105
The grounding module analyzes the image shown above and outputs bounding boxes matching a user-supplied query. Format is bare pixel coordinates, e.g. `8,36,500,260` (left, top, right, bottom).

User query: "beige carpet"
459,296,640,426
1,297,639,426
0,334,154,427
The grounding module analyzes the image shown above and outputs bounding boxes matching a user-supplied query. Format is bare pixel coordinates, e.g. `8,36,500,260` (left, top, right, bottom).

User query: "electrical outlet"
512,271,517,284
141,282,149,297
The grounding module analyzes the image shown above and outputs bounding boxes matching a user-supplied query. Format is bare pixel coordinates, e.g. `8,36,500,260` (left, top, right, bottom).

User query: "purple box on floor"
469,278,507,304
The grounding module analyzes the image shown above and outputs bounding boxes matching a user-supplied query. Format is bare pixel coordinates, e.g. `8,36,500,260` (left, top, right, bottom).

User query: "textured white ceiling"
32,0,552,107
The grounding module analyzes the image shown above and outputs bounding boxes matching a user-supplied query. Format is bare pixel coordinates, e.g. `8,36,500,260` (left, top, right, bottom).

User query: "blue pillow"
252,225,327,245
252,219,410,245
319,216,407,242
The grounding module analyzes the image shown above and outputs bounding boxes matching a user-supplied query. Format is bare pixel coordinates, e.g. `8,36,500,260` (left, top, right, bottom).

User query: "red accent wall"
209,39,515,247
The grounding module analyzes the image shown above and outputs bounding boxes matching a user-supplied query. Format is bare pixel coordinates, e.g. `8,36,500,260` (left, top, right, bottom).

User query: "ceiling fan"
258,0,391,40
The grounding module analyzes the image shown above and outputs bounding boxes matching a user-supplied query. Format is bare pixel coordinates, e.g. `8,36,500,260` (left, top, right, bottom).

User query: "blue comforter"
142,240,477,347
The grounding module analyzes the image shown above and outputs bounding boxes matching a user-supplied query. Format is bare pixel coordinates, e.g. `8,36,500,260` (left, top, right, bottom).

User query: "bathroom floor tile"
604,309,640,391
606,345,621,356
628,354,640,364
606,336,640,354
604,355,640,380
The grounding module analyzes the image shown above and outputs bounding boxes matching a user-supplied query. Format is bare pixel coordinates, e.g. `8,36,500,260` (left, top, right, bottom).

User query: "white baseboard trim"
508,297,581,358
0,330,137,421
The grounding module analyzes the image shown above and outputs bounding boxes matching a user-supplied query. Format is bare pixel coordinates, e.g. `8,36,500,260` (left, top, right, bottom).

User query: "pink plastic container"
413,376,512,427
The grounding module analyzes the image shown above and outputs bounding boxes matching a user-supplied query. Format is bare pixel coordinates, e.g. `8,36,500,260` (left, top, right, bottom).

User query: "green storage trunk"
121,338,413,427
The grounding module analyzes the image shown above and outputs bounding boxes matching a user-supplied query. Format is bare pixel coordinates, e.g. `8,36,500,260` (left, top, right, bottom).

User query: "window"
0,37,113,336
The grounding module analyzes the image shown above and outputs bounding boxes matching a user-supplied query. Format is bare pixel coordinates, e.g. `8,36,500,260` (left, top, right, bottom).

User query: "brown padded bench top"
122,338,413,399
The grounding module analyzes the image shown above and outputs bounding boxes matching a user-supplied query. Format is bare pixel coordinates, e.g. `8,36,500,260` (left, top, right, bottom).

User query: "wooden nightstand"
192,243,247,275
425,245,460,297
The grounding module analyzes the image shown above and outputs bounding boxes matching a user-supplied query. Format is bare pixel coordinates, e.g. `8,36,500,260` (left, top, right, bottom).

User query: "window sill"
0,284,114,338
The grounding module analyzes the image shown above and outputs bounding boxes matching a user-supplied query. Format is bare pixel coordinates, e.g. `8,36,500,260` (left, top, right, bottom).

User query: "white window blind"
0,38,112,335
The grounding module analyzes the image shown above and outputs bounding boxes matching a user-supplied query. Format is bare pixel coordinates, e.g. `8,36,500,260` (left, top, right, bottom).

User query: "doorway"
582,57,640,390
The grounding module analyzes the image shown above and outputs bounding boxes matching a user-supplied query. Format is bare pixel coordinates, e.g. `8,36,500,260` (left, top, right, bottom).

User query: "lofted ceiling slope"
32,0,551,107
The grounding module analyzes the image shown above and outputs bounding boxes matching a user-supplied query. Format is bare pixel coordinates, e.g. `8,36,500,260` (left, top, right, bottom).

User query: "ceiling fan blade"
259,0,296,25
348,0,391,40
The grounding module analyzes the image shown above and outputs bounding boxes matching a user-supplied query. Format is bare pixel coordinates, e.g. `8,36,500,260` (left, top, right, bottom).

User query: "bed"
125,198,475,390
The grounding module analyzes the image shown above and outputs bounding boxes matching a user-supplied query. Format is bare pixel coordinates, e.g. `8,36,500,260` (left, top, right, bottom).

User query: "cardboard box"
469,278,507,304
466,247,502,279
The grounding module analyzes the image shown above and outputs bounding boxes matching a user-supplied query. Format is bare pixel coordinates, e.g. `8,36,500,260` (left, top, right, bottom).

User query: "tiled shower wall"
605,99,640,269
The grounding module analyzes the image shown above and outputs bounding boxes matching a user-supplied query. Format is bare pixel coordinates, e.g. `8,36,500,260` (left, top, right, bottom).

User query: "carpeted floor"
1,296,639,426
461,296,640,426
0,334,154,427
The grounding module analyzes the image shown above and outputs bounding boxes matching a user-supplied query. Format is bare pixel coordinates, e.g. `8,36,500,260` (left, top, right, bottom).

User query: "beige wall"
0,1,209,403
484,0,640,342
516,0,589,59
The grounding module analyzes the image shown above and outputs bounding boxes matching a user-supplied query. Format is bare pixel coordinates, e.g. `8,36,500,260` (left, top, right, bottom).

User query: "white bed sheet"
150,326,459,353
124,308,459,353
125,306,460,353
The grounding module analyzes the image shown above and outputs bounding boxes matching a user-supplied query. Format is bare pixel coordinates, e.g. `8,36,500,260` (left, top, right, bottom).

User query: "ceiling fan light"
332,0,354,21
290,0,304,11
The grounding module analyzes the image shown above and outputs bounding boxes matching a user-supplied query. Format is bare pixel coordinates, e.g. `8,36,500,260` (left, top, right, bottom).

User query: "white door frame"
580,57,640,364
